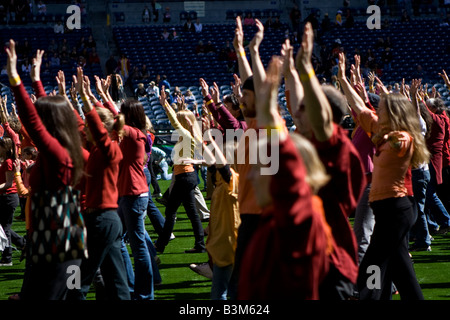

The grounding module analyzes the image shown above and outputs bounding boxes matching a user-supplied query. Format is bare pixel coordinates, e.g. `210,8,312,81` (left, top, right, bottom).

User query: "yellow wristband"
81,96,89,102
239,51,246,57
264,125,284,137
14,172,21,177
206,99,214,106
9,75,21,86
300,69,315,82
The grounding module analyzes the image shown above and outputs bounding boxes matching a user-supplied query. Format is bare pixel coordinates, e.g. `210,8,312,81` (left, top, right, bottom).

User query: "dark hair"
34,95,84,185
120,99,147,134
22,146,38,160
321,85,348,125
418,101,433,140
7,116,22,134
0,136,16,160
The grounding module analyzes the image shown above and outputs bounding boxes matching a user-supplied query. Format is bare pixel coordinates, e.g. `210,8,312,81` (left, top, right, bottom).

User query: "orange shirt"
358,108,414,202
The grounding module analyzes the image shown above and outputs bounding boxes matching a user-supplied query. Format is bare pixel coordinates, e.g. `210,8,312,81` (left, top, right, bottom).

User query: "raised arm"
248,19,266,92
233,16,253,83
337,52,367,116
295,22,333,142
281,39,303,127
30,49,46,98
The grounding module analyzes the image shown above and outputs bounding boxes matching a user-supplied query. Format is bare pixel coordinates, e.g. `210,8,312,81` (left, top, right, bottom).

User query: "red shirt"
12,82,73,192
84,108,123,209
442,112,450,168
0,158,17,194
239,136,330,300
312,124,366,284
118,125,148,196
427,110,447,184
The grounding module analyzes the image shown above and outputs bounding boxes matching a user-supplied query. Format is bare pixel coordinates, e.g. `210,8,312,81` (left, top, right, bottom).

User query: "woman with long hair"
67,67,130,300
155,87,206,254
338,53,429,300
116,98,154,300
6,40,85,300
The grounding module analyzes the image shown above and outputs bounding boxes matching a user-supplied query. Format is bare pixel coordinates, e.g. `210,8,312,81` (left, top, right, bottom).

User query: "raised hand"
295,22,314,73
233,16,244,51
438,69,450,87
55,70,67,97
256,55,283,129
199,78,209,97
210,82,220,104
231,74,242,98
5,40,19,81
31,49,44,82
337,52,346,80
159,85,167,107
249,19,264,53
354,82,369,104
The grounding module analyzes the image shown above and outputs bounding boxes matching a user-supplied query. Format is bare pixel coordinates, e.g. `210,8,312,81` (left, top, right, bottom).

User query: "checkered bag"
28,186,88,264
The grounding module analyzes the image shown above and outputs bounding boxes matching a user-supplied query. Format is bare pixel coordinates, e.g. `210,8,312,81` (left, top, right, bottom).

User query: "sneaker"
0,261,12,266
189,262,213,279
169,233,176,241
410,244,432,252
152,193,162,199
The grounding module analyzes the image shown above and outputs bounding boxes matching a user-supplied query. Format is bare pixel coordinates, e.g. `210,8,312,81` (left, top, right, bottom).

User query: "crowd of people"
1,8,450,302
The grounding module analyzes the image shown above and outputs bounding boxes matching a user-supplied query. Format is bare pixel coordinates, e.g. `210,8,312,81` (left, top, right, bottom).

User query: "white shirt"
194,22,202,33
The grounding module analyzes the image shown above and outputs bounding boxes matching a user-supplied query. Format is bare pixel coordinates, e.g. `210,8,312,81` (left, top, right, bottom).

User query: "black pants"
0,193,19,262
158,171,204,250
357,196,424,300
149,154,161,195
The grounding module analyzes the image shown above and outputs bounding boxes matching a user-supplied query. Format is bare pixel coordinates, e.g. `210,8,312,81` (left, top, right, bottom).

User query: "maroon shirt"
239,136,330,300
427,110,447,184
312,124,365,284
12,82,74,192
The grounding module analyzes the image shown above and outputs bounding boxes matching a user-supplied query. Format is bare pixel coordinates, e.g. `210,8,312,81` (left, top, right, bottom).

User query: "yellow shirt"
206,167,241,267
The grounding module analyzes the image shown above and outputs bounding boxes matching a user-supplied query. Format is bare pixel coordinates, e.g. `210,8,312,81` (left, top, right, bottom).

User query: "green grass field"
1,178,450,300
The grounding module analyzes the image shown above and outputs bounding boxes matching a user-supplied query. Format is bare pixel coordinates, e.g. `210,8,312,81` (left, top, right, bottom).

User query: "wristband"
9,75,21,86
299,69,315,82
264,124,284,137
81,95,89,102
205,99,214,106
239,50,246,57
14,172,21,177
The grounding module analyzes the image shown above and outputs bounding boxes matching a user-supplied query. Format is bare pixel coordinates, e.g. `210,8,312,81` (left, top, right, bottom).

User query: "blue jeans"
118,195,154,300
68,210,130,300
144,167,166,236
211,264,233,300
353,182,374,264
425,164,450,231
411,168,431,247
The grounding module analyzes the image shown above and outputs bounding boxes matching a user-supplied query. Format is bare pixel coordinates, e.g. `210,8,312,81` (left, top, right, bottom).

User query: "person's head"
223,93,242,119
145,116,155,134
21,146,38,161
176,109,201,140
426,97,446,115
89,107,125,144
377,93,430,167
0,136,16,160
240,76,256,118
34,95,84,185
7,116,21,134
120,99,147,134
322,85,348,125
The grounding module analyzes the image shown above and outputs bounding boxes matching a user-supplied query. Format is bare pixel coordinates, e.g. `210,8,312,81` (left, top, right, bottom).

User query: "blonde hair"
95,107,125,138
379,93,430,168
176,109,202,143
289,132,330,194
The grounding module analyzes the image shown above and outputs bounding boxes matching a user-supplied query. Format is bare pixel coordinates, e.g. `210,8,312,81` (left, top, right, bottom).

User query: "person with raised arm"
295,23,365,300
238,56,331,300
155,87,206,254
66,67,130,300
338,51,429,300
6,40,85,300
